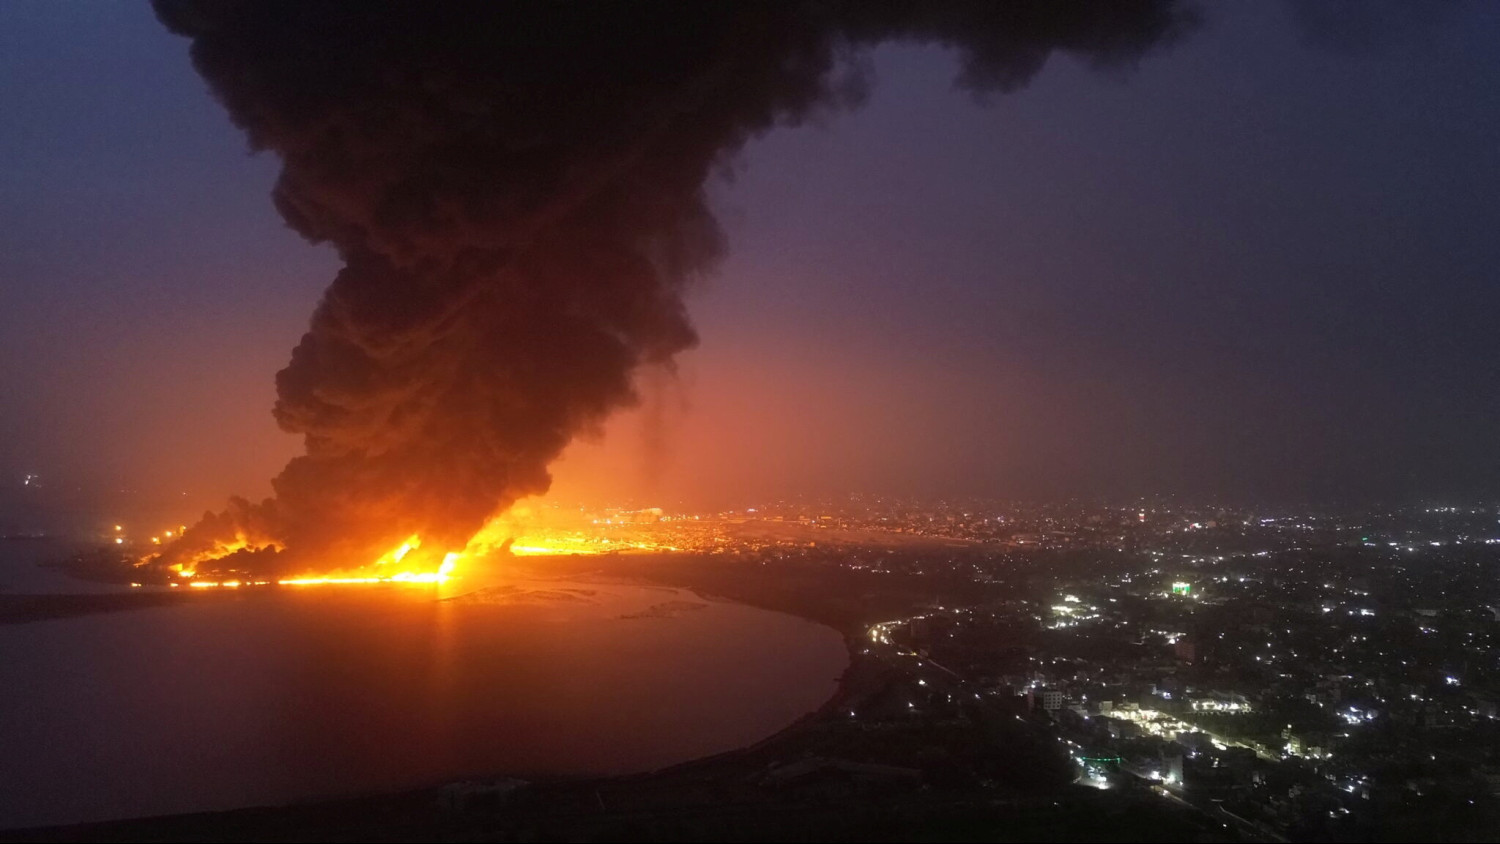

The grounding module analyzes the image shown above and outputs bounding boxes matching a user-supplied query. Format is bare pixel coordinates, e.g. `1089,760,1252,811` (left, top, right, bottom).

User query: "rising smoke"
150,0,1197,575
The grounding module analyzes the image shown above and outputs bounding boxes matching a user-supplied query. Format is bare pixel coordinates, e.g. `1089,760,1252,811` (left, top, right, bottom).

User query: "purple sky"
3,1,1499,522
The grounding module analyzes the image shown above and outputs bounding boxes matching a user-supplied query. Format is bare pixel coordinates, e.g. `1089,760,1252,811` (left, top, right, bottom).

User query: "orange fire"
460,504,661,556
149,499,662,590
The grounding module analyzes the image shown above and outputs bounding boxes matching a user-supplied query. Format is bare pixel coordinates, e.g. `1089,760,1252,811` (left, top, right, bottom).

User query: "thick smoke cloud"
151,0,1196,574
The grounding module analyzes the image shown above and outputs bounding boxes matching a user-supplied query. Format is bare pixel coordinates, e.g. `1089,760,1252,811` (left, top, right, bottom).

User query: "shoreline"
0,563,864,837
0,590,210,625
0,554,1223,843
1,640,872,843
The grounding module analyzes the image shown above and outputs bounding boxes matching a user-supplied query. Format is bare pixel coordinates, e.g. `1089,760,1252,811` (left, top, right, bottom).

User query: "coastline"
0,553,1221,843
0,558,861,835
0,590,207,625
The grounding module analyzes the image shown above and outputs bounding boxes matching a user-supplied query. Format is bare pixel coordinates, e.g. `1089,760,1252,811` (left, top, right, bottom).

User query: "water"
0,537,129,595
0,557,847,829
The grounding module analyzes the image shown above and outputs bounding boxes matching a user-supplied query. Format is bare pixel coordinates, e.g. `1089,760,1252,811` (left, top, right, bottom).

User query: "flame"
373,535,421,567
147,531,283,574
155,498,661,589
457,504,658,557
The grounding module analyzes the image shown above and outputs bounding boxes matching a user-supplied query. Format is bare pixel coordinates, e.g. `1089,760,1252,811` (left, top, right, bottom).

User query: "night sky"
3,1,1499,522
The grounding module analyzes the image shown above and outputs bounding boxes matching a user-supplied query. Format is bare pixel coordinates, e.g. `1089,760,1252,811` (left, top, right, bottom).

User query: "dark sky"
3,1,1499,519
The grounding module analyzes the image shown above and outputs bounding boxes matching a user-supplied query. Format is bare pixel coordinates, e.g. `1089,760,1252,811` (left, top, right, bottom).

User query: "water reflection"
0,572,846,829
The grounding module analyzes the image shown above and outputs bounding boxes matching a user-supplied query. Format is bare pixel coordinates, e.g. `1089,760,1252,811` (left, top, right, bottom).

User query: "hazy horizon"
5,1,1500,523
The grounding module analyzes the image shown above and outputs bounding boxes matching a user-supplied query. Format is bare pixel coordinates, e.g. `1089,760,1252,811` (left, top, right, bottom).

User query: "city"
19,496,1496,840
6,1,1500,840
574,498,1500,840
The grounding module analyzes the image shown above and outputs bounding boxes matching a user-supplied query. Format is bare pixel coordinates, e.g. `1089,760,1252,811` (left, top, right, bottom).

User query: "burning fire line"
130,504,664,589
170,548,457,589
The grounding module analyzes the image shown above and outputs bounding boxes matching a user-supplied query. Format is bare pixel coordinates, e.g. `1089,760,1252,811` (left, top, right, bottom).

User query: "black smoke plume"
150,0,1197,575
